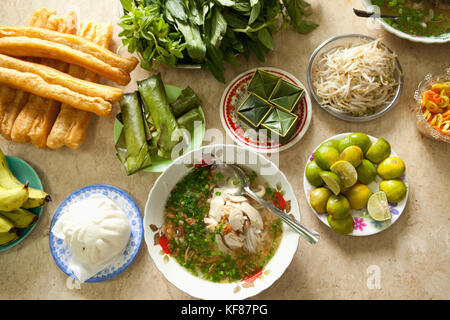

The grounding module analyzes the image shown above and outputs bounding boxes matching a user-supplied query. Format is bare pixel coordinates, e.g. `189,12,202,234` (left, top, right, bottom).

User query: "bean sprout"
312,39,398,116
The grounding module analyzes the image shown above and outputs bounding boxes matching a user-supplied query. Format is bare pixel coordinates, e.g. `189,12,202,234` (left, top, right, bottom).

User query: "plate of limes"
303,132,409,236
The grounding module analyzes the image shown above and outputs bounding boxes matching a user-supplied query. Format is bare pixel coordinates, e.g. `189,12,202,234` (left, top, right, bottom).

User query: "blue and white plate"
49,184,143,282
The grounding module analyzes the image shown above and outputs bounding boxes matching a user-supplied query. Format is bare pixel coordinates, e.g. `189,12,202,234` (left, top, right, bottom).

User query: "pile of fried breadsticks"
0,8,138,149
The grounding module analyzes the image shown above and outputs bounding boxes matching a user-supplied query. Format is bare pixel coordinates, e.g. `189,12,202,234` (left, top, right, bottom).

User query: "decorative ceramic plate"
303,133,409,236
144,144,300,300
220,67,312,153
0,156,44,252
113,84,206,173
49,184,143,282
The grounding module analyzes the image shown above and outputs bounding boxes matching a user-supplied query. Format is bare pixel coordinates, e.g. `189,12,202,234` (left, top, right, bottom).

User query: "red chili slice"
159,234,171,254
244,269,263,283
194,159,208,168
275,192,286,210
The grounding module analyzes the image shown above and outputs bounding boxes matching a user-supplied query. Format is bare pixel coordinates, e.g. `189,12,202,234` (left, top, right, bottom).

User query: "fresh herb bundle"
119,0,318,82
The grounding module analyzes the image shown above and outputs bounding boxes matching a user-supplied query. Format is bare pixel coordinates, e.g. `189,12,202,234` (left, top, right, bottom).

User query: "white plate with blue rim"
49,184,143,282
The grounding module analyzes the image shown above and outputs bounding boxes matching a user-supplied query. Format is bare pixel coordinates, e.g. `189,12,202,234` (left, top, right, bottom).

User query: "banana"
0,215,15,234
0,208,37,229
0,183,29,212
0,148,51,208
0,231,19,246
21,189,51,209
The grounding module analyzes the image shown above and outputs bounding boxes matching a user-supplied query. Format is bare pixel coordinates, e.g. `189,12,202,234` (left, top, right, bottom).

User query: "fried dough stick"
10,11,77,146
0,29,136,85
0,8,55,140
0,54,123,102
0,65,113,117
0,26,137,73
47,22,113,150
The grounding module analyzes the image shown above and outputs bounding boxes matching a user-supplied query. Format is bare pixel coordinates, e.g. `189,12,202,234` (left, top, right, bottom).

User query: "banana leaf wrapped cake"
237,93,273,128
237,69,303,142
247,69,280,100
115,73,203,175
269,79,304,112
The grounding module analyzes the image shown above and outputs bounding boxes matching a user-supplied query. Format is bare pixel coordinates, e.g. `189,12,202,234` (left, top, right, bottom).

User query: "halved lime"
319,171,342,195
330,160,358,188
367,191,391,221
305,160,324,187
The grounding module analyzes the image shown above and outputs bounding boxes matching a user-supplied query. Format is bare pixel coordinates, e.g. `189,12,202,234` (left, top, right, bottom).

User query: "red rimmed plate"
220,67,312,153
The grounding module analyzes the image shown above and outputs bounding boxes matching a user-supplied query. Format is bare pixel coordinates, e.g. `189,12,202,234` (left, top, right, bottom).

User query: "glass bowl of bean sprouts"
414,68,450,144
307,34,403,122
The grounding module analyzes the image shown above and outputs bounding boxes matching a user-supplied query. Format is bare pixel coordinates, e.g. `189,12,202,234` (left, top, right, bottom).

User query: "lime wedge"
330,160,358,188
367,192,391,221
319,171,342,195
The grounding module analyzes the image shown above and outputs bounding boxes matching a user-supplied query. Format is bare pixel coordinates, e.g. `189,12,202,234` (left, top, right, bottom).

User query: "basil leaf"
248,1,261,25
166,0,188,22
209,8,227,47
258,28,274,50
215,0,235,7
120,0,133,12
176,20,206,61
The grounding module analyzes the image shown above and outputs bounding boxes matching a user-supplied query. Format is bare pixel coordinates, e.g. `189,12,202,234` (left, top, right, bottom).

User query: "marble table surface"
0,0,449,300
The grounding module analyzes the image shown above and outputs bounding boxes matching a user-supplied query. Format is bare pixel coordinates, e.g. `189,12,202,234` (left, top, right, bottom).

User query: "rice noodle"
312,39,398,116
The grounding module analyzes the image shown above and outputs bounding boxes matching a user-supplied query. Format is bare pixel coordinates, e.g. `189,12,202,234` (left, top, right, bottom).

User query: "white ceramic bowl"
144,144,301,300
362,0,450,44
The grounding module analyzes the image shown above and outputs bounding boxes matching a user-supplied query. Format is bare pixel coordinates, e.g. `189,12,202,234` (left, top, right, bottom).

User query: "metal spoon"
213,164,320,244
353,8,401,19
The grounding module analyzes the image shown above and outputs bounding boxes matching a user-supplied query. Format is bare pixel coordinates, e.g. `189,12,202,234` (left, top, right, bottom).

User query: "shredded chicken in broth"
313,39,398,116
163,166,282,283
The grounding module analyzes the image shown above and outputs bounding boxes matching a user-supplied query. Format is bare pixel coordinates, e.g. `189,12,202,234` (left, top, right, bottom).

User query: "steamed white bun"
53,194,131,266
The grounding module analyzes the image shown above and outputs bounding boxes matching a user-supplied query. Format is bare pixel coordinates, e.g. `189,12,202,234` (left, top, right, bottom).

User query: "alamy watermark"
366,265,381,290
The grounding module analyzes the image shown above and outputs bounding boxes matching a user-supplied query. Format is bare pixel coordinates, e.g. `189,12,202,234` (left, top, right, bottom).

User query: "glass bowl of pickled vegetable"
362,0,450,44
415,68,450,143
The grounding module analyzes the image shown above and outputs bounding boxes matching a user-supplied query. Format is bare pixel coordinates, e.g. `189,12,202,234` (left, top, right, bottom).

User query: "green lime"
377,157,406,179
313,146,340,171
345,184,373,210
366,138,391,164
338,133,372,154
305,161,324,187
327,214,354,235
339,146,363,167
320,139,340,150
319,171,342,195
367,191,391,221
356,159,377,185
309,187,332,214
379,179,407,203
326,195,351,219
330,160,358,188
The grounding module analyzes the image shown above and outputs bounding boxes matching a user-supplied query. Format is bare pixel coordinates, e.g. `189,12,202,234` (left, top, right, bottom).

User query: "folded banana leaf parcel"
115,73,203,175
238,69,304,144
